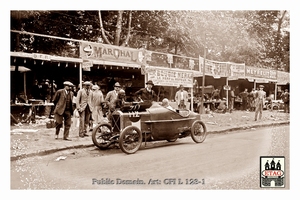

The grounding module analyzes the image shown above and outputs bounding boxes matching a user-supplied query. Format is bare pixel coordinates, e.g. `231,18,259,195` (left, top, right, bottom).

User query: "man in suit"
134,80,157,102
254,85,266,121
53,81,74,141
105,82,121,122
175,84,189,109
76,81,94,137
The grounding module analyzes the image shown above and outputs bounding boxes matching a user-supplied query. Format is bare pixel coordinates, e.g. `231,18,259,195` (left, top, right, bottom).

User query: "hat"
114,82,121,87
258,85,264,88
179,84,184,88
63,81,74,86
146,80,154,86
83,81,91,86
92,85,99,90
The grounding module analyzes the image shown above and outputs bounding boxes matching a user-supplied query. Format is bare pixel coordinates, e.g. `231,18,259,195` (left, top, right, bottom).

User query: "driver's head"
118,89,126,98
161,98,169,107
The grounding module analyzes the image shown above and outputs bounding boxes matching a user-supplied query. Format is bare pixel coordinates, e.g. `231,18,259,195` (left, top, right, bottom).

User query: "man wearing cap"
76,81,94,137
254,85,266,121
53,81,74,141
175,84,189,109
105,82,121,122
134,80,157,102
280,89,290,113
91,84,105,125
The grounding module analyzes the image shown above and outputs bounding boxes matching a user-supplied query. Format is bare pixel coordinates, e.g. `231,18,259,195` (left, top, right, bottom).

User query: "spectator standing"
211,88,220,100
254,85,266,121
105,82,121,122
239,88,249,111
229,87,236,113
91,84,105,126
76,81,93,137
31,79,42,99
175,84,189,109
281,89,290,113
52,81,74,141
248,88,257,111
134,80,157,102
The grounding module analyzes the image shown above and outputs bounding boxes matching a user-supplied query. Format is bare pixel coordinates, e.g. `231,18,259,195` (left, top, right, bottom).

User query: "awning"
10,66,31,73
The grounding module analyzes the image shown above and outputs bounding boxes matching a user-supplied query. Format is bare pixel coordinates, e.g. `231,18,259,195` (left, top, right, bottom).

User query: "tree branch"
98,10,111,44
114,10,124,46
121,10,132,47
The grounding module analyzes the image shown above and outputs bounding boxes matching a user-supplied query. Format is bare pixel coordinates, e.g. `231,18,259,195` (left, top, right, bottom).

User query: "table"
11,103,54,123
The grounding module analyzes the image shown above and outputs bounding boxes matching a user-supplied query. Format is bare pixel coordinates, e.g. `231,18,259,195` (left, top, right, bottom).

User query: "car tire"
92,123,113,150
119,125,142,154
191,120,207,143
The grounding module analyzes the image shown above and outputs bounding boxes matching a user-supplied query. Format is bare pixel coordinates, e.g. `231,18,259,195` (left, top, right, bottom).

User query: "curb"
207,121,290,134
10,121,289,161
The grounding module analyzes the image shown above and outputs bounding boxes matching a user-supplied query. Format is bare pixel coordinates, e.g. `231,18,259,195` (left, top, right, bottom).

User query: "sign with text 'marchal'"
79,42,146,65
145,66,193,87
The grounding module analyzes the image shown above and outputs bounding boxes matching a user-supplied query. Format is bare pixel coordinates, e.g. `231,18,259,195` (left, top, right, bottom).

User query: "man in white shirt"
254,85,266,121
175,84,189,109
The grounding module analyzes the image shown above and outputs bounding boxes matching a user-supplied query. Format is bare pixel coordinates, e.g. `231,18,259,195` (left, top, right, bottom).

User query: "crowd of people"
32,79,289,141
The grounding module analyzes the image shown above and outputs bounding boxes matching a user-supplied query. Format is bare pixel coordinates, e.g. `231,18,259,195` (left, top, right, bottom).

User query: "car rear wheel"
119,126,142,154
191,120,207,143
92,123,113,150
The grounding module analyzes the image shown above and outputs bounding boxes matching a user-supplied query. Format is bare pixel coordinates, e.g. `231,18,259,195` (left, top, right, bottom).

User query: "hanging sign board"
145,66,193,87
79,42,146,66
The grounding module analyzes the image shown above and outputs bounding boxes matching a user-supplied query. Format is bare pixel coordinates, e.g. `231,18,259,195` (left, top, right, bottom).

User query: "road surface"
11,125,289,189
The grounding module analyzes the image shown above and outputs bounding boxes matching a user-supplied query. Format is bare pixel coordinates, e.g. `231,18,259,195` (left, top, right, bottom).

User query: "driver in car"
161,98,176,112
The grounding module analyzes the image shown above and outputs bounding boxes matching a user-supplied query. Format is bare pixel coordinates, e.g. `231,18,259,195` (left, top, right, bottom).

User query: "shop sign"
277,71,290,84
79,42,146,65
245,66,272,79
145,66,193,87
223,85,231,90
32,53,51,61
199,56,228,77
228,63,245,79
82,60,93,69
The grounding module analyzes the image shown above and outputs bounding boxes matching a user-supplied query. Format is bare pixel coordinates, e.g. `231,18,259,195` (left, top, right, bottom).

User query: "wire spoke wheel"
92,123,113,150
119,126,142,154
191,120,207,143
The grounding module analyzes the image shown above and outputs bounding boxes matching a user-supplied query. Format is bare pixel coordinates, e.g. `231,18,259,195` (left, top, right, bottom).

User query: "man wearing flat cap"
105,82,121,122
53,81,74,141
76,81,94,137
134,80,157,102
254,85,266,121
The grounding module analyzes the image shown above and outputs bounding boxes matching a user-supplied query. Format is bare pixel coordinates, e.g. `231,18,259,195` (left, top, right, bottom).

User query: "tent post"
226,77,228,108
275,82,277,100
23,73,27,101
79,63,82,89
191,86,193,111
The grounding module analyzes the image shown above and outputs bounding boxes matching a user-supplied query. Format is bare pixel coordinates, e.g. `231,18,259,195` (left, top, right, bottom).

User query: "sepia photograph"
5,1,298,198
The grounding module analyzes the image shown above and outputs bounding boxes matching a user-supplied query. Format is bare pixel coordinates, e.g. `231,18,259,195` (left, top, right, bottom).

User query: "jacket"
76,88,93,112
53,89,74,115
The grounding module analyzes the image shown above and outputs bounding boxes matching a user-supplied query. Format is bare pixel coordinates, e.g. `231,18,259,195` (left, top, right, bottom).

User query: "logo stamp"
260,156,285,188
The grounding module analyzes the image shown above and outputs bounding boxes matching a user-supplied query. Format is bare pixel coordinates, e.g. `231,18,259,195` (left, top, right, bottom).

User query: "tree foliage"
10,10,290,72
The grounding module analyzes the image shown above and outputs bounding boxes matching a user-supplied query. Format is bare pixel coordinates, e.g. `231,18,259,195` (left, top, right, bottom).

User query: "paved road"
11,125,289,190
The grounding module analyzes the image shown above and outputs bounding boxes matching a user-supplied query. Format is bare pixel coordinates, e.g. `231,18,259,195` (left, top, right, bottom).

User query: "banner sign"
245,66,276,80
32,53,51,61
199,56,228,77
145,66,193,87
79,42,145,65
228,63,245,79
277,71,290,84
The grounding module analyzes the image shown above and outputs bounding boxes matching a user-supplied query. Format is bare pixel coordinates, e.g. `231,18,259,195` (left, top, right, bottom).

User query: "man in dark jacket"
53,81,74,141
134,80,157,102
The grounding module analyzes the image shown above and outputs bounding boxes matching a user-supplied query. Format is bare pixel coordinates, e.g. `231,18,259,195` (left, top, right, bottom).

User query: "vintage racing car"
92,101,207,154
